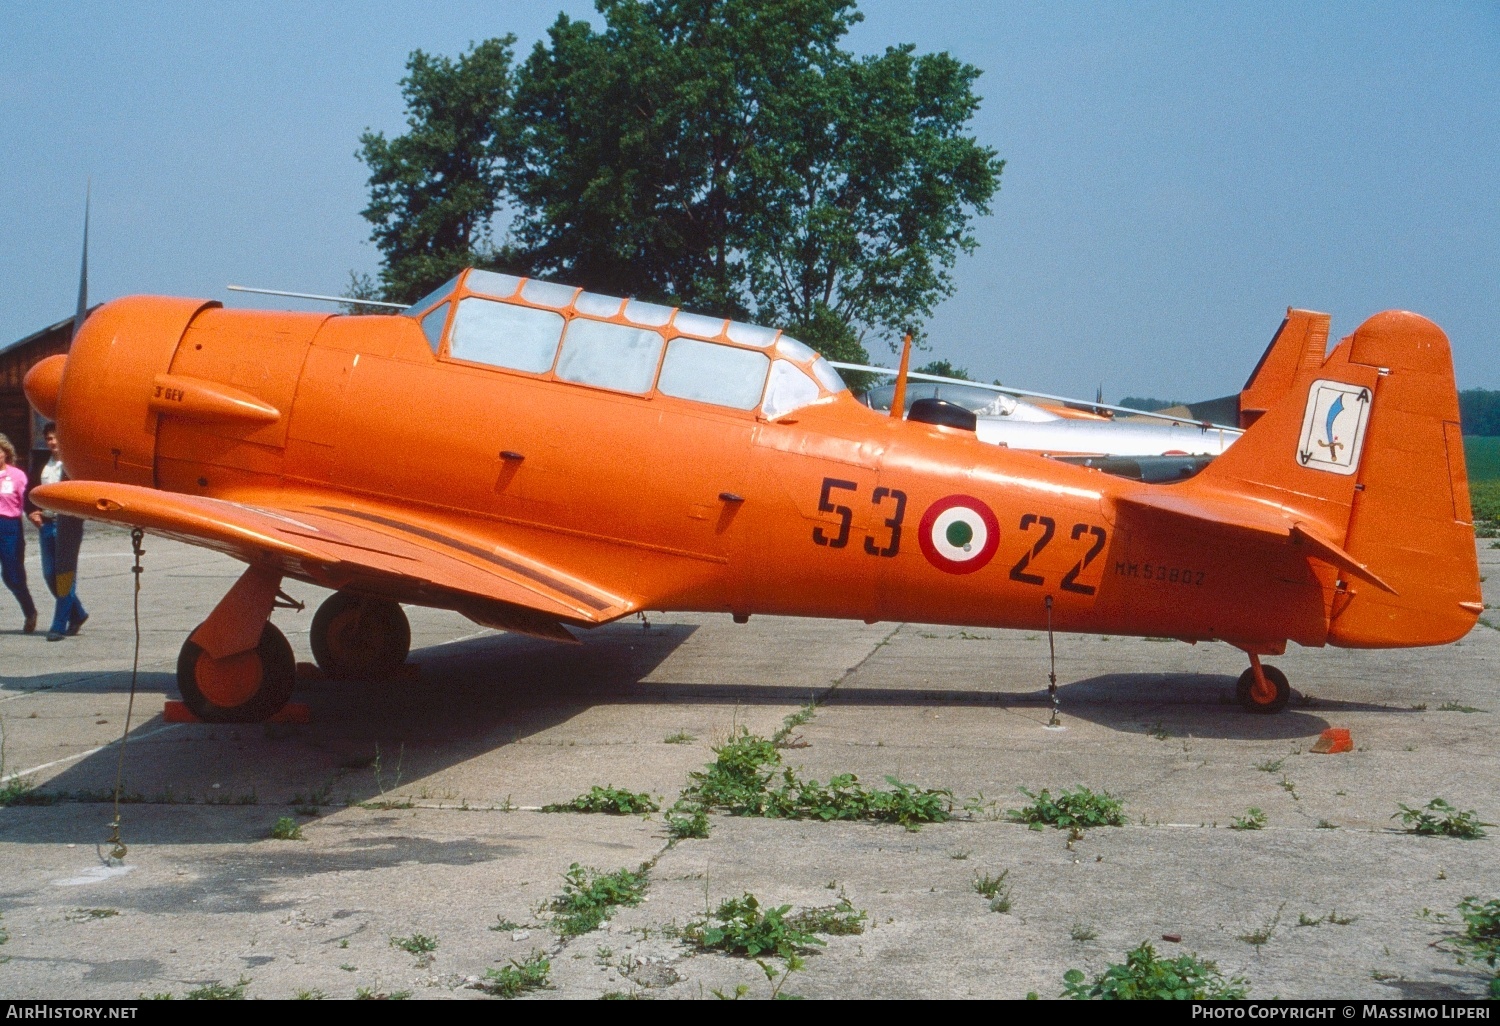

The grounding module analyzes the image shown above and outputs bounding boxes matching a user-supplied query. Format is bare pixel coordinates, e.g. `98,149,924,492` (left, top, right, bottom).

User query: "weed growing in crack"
1253,758,1285,774
1009,787,1125,830
681,727,951,829
1063,943,1248,1000
1230,808,1267,831
663,731,696,744
184,977,250,1000
973,870,1013,913
1238,904,1284,947
686,891,863,961
1394,799,1489,839
479,952,552,998
269,817,304,841
390,933,437,956
1071,923,1099,942
547,864,649,937
542,786,659,815
665,801,710,840
1428,897,1500,998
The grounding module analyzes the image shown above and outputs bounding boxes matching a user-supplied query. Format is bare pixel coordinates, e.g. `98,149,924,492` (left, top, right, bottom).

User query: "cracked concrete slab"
0,528,1495,999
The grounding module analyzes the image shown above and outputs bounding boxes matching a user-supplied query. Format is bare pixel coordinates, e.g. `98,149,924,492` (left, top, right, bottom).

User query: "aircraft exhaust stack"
23,353,67,421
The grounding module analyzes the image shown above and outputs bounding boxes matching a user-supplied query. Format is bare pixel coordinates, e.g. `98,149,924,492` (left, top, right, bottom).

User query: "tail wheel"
1236,664,1291,714
310,592,411,679
178,621,295,723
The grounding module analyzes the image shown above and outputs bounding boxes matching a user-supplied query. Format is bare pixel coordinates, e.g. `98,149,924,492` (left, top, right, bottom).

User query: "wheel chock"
1311,727,1352,754
164,700,311,724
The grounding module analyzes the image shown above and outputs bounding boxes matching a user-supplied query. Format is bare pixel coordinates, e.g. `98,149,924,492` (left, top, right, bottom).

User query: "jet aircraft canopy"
402,269,847,420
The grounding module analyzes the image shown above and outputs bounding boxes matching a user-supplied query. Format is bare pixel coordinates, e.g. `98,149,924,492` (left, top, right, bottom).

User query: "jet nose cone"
23,353,67,421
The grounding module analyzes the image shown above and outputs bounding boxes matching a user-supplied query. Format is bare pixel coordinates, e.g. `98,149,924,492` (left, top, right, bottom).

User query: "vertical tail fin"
1200,310,1481,647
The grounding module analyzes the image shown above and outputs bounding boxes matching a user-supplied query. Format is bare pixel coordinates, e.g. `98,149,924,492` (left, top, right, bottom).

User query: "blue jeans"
39,519,86,635
0,516,36,621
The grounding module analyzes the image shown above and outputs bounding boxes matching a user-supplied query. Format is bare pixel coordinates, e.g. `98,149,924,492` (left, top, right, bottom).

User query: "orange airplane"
23,269,1482,722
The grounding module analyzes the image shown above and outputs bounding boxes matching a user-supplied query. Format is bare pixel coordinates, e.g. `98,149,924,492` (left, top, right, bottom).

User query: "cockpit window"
520,278,579,309
810,357,847,394
450,297,565,373
556,318,664,394
420,302,449,353
401,276,460,317
658,338,770,410
727,320,779,348
465,269,523,299
775,335,817,362
761,360,822,419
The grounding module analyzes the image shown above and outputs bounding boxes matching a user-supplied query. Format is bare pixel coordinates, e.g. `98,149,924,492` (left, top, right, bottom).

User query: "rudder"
1199,310,1481,648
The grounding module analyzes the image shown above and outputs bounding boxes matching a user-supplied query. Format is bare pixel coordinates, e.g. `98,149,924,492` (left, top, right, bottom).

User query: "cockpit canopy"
401,270,847,420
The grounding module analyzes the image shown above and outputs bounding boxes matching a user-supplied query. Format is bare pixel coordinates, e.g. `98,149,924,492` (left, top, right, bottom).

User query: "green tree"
357,1,1004,364
357,39,519,303
915,360,970,380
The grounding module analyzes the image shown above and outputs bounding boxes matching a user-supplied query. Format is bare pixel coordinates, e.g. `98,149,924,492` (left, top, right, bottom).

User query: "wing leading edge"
31,481,636,640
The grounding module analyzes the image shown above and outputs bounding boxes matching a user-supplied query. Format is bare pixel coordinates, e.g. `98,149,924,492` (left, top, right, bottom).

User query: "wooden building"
0,309,96,478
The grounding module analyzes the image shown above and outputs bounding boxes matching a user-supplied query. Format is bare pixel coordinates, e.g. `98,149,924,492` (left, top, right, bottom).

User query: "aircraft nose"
23,353,67,421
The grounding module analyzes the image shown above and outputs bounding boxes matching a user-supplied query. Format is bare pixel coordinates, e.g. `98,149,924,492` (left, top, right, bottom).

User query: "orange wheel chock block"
164,700,310,724
1311,727,1352,754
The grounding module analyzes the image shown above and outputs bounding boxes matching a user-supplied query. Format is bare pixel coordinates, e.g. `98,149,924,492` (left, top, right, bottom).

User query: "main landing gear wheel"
177,622,296,723
310,592,411,679
1236,664,1291,714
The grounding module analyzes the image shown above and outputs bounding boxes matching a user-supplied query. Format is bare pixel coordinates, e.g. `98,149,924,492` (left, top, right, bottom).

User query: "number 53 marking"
812,478,906,558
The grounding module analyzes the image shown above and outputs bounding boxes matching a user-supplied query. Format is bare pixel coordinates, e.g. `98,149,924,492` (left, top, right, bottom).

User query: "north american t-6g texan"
23,269,1483,722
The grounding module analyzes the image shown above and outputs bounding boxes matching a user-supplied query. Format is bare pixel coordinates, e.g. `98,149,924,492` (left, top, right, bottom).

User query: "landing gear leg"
177,565,295,722
1236,652,1291,714
310,591,411,679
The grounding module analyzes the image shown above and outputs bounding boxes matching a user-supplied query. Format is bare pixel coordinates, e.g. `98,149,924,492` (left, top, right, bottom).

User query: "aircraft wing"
1114,491,1396,594
31,481,636,640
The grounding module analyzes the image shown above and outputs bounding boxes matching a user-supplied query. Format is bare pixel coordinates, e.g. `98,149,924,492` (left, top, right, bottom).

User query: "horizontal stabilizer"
1115,492,1395,594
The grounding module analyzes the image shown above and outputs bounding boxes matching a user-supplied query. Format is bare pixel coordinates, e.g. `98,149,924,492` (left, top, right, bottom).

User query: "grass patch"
1071,923,1099,942
542,786,659,815
1062,942,1248,1000
1230,808,1267,831
663,731,696,745
1394,798,1489,839
1253,758,1285,773
1009,787,1125,830
184,977,250,1000
355,988,411,1000
682,727,951,829
480,951,551,998
269,816,304,841
547,863,649,937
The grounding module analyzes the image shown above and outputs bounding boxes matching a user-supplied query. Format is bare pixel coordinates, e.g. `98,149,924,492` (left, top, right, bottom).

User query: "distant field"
1464,435,1500,483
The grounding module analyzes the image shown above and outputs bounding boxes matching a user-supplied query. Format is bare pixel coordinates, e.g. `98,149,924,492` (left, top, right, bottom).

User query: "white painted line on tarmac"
2,723,183,783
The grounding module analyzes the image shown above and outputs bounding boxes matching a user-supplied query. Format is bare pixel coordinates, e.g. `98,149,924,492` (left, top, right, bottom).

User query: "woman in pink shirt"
0,434,38,633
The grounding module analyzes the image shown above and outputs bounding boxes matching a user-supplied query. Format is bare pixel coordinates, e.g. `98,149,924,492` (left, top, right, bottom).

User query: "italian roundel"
918,495,1000,574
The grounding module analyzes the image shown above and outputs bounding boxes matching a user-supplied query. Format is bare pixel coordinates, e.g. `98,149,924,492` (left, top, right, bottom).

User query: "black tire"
1236,664,1291,714
309,592,411,679
177,621,296,723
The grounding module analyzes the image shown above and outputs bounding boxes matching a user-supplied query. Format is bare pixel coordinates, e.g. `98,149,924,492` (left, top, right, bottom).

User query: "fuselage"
32,273,1354,652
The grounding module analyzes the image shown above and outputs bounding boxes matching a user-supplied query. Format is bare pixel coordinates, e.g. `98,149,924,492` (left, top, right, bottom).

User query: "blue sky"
2,1,1496,400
